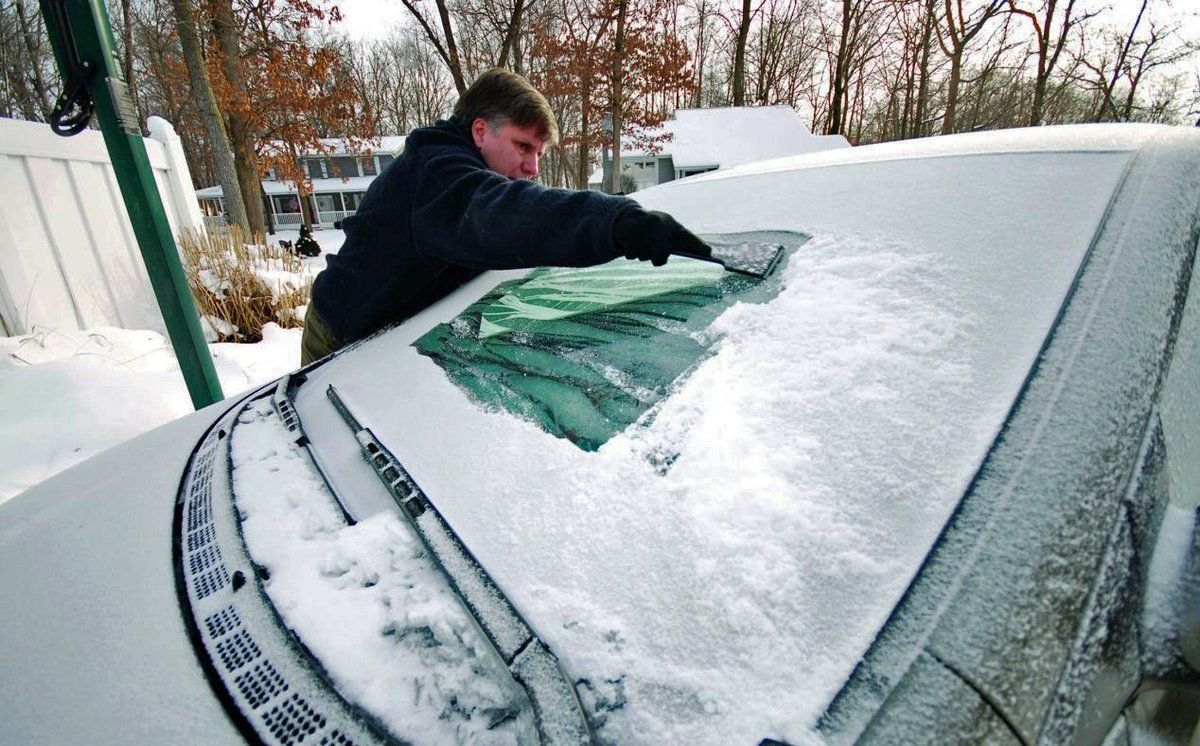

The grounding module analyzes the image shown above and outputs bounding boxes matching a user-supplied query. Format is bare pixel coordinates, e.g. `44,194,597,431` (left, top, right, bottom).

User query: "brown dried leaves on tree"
529,0,695,188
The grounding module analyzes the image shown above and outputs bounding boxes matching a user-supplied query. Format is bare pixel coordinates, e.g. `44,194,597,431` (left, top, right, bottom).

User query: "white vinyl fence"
0,116,205,336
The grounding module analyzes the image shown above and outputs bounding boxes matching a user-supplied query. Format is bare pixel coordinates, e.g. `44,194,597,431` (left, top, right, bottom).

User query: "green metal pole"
40,0,223,409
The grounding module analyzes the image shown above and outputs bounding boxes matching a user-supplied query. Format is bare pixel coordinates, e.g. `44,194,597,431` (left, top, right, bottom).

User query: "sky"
334,0,409,41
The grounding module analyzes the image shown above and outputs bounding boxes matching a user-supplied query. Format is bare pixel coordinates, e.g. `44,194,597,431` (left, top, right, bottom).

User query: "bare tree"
955,18,1020,129
124,0,216,185
732,0,754,105
1006,0,1097,125
688,0,716,106
869,0,940,141
207,0,265,235
744,0,820,107
823,0,888,136
343,29,456,134
609,0,627,192
170,0,249,232
935,0,1004,133
400,0,469,92
1072,1,1196,122
0,0,55,121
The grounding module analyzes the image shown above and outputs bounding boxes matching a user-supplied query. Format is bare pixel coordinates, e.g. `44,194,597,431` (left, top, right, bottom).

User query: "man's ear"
471,118,489,148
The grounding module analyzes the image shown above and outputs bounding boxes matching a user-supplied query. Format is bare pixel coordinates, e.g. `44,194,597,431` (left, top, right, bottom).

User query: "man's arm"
411,146,636,270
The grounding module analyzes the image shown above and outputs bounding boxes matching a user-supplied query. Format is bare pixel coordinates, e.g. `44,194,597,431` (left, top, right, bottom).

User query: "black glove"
613,208,711,266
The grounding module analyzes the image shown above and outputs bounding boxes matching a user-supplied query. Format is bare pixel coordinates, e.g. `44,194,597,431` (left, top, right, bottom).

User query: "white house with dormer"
196,136,406,230
589,106,850,192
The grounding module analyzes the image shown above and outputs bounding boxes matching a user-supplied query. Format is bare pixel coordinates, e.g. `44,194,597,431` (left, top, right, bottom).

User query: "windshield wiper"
326,384,593,745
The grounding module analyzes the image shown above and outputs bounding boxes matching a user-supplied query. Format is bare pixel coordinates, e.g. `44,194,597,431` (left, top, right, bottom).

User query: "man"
302,68,710,364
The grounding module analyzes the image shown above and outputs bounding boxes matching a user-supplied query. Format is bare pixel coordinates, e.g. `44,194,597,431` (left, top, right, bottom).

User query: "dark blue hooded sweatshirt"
310,117,638,344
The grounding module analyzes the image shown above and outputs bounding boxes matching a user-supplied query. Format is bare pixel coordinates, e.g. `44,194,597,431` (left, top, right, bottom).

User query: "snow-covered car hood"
0,396,248,743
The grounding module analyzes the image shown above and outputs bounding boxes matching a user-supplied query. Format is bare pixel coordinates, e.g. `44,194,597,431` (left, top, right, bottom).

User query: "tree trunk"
120,0,139,123
170,0,249,233
261,184,275,235
694,0,707,107
210,0,265,236
828,0,852,135
941,52,962,134
436,0,468,93
300,193,315,230
497,0,527,72
1029,50,1048,125
577,86,592,189
610,0,627,194
914,0,935,136
732,0,751,106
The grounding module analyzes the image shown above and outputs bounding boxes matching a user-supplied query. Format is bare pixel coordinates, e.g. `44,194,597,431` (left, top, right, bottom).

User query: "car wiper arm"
326,384,593,745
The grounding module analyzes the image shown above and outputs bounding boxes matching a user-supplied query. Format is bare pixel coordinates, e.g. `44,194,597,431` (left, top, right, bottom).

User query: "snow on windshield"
287,236,982,743
232,398,536,743
276,149,1132,743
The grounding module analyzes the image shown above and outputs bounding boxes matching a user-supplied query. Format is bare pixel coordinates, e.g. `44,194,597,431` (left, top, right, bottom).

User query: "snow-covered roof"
623,106,849,169
197,135,404,198
197,174,380,200
259,135,406,158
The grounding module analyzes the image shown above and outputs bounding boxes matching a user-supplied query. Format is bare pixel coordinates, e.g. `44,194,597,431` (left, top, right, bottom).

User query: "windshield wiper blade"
326,384,593,745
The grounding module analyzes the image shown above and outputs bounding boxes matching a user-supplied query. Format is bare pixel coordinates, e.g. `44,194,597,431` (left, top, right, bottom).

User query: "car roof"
667,123,1185,187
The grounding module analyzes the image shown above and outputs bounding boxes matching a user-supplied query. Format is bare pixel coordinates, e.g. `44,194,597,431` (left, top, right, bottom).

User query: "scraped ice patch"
231,399,534,743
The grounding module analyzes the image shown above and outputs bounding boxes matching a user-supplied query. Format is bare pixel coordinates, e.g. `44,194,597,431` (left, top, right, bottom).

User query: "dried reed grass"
178,226,312,343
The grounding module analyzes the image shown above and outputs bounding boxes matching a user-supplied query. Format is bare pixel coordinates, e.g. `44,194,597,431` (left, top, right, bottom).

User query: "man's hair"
453,68,559,145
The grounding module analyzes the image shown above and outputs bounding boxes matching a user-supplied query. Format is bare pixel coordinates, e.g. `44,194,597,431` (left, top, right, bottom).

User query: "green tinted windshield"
414,232,808,451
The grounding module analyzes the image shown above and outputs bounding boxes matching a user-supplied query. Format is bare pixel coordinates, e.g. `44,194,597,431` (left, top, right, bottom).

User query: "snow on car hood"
272,146,1134,743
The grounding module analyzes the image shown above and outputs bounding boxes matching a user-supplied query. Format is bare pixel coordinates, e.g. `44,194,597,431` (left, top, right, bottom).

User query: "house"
589,106,850,192
196,136,406,230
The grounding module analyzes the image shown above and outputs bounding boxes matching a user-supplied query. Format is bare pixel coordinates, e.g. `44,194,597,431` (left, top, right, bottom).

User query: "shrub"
178,226,314,343
295,225,322,257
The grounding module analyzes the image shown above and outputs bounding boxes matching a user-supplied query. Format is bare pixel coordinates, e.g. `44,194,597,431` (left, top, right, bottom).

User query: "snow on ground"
0,323,299,504
0,228,345,506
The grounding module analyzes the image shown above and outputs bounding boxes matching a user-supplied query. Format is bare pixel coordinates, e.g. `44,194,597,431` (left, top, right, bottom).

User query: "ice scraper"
674,239,787,279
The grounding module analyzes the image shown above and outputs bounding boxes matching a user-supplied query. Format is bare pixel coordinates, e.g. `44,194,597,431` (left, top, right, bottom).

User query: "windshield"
280,148,1134,743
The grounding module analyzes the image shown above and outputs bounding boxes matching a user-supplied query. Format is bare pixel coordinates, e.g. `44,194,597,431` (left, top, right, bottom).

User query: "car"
2,123,1198,745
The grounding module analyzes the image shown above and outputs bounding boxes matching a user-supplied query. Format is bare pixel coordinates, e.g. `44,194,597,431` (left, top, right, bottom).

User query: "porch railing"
269,209,355,229
202,215,228,233
318,210,355,225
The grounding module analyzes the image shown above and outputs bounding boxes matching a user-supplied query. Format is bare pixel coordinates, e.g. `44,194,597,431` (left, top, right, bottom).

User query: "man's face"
472,118,546,180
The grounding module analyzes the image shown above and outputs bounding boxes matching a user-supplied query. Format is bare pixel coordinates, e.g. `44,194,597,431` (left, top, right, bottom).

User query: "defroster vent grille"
177,398,386,746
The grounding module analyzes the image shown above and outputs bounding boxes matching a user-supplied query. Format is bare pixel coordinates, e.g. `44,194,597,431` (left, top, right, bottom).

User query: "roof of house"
622,106,850,169
260,135,406,158
197,175,380,200
197,134,405,198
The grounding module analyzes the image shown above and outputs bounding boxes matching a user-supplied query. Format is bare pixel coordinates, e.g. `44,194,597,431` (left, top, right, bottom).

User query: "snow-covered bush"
178,227,314,343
